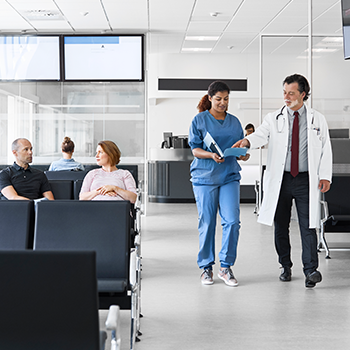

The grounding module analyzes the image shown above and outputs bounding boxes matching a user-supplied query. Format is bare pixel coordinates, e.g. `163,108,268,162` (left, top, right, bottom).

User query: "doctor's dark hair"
283,74,310,101
98,140,121,166
197,81,230,112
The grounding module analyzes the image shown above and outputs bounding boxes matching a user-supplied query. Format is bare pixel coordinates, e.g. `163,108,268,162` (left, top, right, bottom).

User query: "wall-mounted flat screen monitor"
341,0,350,59
63,35,143,81
0,36,60,81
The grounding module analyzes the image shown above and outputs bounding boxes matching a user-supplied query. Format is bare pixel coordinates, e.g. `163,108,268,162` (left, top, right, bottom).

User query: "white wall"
147,46,350,153
147,52,260,151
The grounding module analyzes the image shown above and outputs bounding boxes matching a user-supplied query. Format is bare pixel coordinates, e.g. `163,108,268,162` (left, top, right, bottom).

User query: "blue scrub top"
189,110,244,186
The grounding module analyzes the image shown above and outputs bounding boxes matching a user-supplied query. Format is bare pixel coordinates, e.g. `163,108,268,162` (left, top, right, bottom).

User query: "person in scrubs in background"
189,81,249,287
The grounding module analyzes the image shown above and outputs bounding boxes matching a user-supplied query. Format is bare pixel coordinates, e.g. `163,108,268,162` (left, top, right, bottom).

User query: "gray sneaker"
201,269,214,285
218,267,238,287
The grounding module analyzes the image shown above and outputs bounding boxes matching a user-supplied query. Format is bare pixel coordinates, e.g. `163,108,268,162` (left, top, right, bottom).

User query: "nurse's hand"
232,138,250,148
319,180,330,193
238,153,250,161
212,153,225,163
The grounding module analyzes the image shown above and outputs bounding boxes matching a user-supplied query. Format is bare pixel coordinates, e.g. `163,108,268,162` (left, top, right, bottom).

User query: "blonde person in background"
79,140,137,203
49,137,84,171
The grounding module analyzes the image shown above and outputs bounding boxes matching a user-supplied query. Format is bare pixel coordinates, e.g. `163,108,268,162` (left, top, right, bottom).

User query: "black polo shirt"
0,163,51,200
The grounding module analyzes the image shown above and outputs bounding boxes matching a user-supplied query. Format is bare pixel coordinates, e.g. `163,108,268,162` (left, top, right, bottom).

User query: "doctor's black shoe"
305,270,322,288
279,267,292,282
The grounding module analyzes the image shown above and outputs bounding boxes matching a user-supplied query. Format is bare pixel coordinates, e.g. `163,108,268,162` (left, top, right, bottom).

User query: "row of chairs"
0,250,121,350
0,164,139,184
319,174,350,259
0,199,142,350
45,169,142,235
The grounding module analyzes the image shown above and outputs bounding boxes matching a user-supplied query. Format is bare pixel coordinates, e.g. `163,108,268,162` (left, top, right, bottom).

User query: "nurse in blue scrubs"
189,81,249,287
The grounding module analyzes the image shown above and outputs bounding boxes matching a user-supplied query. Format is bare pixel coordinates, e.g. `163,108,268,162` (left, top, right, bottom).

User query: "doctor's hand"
319,180,330,193
232,138,250,148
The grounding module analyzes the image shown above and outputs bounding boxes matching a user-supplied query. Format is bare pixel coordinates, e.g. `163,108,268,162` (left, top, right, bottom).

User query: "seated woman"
49,137,84,171
79,140,137,203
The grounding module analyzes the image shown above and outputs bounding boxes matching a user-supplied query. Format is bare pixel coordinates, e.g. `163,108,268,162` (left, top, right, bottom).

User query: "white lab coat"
246,105,332,228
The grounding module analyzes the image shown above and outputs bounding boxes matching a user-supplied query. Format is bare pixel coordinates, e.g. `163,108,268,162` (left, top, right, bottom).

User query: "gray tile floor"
101,202,350,350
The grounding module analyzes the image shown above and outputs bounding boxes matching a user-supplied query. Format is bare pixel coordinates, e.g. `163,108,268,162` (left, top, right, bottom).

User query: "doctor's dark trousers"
193,180,240,270
274,172,318,276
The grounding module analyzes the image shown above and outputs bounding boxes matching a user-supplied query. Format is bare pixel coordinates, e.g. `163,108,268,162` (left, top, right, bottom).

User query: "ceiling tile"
192,0,244,17
102,0,148,31
188,21,228,32
149,0,195,31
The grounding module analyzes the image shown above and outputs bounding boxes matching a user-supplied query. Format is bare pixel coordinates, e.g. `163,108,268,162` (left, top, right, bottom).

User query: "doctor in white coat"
234,74,332,288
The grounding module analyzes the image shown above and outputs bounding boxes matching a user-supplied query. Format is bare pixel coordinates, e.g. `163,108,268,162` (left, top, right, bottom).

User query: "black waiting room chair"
48,180,74,199
0,200,35,249
0,250,120,350
33,200,140,349
319,175,350,259
44,170,88,181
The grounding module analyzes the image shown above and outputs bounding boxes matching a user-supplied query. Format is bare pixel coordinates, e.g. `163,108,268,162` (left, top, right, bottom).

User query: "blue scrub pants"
193,180,240,270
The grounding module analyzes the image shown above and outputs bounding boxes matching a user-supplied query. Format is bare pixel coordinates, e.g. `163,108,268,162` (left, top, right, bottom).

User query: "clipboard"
203,132,248,158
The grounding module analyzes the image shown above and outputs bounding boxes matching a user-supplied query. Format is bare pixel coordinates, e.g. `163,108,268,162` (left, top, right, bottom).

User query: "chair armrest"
105,305,120,331
320,199,330,224
105,305,121,350
130,249,137,289
134,234,141,248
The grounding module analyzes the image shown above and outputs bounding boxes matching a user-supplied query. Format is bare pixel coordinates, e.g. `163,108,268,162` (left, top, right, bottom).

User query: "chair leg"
130,289,141,350
318,226,331,259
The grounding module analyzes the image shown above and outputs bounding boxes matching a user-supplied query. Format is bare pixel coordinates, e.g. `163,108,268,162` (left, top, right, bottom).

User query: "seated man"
0,138,54,200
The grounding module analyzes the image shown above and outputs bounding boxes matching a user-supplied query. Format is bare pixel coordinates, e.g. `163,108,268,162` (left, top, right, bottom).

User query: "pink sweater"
80,168,137,201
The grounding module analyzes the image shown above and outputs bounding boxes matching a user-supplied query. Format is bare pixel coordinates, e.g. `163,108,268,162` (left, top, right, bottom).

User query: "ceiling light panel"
20,10,64,21
181,48,212,52
6,0,70,30
185,36,220,41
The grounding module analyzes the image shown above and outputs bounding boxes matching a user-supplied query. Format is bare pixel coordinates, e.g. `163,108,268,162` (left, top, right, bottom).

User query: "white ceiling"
0,0,344,55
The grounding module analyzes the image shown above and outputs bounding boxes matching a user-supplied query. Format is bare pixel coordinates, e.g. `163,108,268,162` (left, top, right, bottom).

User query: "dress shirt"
284,104,308,172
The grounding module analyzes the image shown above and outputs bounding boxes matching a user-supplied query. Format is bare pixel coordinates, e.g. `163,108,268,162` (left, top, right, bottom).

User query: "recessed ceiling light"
305,48,339,53
182,48,212,52
21,9,64,21
185,36,219,41
297,55,321,59
322,37,343,43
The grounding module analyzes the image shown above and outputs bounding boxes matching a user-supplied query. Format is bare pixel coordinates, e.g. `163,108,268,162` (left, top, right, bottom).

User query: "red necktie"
291,111,299,177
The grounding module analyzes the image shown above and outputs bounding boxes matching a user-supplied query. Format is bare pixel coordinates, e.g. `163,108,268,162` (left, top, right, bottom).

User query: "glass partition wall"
258,28,350,209
0,80,145,191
